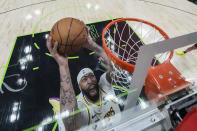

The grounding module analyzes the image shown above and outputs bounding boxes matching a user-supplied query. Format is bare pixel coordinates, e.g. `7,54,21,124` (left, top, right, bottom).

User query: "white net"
103,19,171,90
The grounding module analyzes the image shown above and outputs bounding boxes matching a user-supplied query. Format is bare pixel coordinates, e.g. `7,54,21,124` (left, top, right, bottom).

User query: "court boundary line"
0,0,56,15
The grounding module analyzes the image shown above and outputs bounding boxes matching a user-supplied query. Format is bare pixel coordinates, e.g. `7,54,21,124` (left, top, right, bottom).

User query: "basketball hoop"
102,18,172,89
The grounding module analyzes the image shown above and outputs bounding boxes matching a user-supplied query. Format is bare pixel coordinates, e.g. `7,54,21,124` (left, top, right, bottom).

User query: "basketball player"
46,35,122,131
176,43,197,55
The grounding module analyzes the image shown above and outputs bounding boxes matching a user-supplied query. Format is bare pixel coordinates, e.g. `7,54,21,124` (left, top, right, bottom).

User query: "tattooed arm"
46,36,81,131
59,64,81,131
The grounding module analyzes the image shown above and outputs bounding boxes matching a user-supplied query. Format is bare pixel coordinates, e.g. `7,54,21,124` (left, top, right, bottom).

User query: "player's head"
77,68,99,102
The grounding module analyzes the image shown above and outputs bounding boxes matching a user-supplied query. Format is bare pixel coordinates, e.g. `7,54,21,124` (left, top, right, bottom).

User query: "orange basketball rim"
102,18,173,73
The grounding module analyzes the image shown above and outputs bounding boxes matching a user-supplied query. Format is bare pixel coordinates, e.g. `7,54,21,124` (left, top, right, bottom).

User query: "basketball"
50,17,88,56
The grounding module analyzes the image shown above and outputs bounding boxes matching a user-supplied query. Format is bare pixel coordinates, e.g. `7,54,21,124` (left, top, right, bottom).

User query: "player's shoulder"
77,93,83,103
99,72,107,81
99,72,112,92
77,93,88,108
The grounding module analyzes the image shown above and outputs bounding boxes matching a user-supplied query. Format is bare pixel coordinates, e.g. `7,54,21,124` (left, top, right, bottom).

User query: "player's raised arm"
83,34,113,83
46,36,81,131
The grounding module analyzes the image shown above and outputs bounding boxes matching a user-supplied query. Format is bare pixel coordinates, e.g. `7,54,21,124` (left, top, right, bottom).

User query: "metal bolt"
159,75,163,79
169,71,173,75
151,117,156,122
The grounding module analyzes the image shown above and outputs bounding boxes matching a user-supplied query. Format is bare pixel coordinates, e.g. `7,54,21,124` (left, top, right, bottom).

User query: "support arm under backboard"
125,31,197,110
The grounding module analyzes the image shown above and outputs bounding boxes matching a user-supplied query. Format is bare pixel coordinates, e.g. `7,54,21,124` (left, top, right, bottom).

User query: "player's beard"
82,83,99,102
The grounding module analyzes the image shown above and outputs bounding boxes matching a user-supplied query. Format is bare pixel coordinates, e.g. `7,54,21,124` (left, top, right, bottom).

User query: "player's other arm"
46,36,81,131
83,34,112,83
